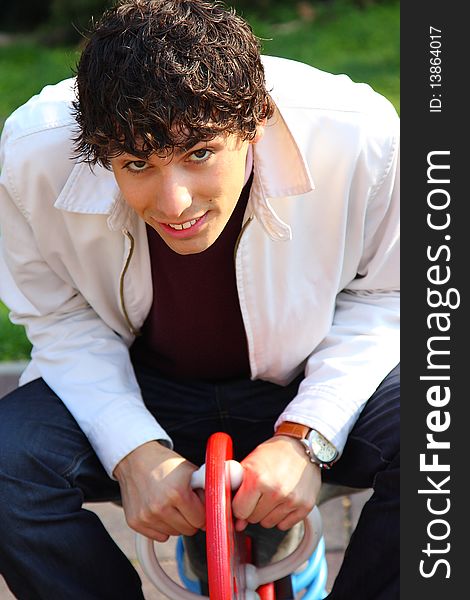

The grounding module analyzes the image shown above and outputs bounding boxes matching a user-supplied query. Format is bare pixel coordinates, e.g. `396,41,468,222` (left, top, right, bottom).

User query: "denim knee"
0,397,37,482
0,380,93,487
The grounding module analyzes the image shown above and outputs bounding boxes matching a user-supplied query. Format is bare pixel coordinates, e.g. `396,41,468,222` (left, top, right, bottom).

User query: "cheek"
117,179,152,214
211,163,246,205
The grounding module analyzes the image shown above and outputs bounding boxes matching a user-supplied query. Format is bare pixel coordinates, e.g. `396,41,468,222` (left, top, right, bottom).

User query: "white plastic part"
243,506,322,588
135,460,323,599
189,459,243,491
189,464,206,490
225,459,244,491
136,533,208,600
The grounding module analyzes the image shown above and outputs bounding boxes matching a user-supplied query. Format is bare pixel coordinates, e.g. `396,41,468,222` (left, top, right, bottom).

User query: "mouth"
167,217,201,230
152,212,208,238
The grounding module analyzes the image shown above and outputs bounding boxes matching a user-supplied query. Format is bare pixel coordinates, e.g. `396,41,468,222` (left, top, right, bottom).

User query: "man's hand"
114,441,205,542
231,436,321,532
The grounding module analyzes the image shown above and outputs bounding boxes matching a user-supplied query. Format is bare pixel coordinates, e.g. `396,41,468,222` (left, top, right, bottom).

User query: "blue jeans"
0,364,399,599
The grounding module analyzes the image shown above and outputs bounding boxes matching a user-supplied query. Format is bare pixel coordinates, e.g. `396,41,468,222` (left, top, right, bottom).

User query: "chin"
165,237,214,255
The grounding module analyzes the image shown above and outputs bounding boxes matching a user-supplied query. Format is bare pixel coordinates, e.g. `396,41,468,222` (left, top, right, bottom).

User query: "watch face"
308,430,338,463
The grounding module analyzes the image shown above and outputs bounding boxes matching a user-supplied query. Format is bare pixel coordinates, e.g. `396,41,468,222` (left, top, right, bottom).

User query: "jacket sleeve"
276,111,400,455
0,126,171,478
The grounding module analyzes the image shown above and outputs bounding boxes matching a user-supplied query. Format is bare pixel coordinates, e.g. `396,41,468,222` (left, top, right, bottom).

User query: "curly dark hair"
73,0,274,167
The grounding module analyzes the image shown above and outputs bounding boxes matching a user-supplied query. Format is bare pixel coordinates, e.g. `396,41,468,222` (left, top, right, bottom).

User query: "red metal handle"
204,432,243,599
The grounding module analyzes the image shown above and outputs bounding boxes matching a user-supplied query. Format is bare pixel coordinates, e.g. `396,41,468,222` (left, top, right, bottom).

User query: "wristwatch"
274,421,338,469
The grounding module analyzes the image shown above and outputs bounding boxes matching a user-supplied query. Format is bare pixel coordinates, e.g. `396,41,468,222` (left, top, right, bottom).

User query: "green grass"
0,302,32,361
0,1,399,361
0,42,80,129
247,1,400,112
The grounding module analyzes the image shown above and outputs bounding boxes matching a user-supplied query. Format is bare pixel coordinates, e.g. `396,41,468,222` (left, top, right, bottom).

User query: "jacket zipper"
120,228,140,336
233,215,253,262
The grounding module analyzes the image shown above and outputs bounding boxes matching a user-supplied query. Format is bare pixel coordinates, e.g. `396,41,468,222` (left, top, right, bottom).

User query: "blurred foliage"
0,303,32,361
0,0,112,43
251,0,400,111
43,0,114,45
232,0,396,16
0,44,80,130
0,0,397,43
0,0,52,32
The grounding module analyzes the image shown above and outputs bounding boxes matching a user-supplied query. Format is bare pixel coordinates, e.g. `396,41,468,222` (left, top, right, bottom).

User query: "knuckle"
296,495,315,514
247,470,264,488
262,481,284,501
260,518,276,529
126,515,139,530
305,499,315,513
166,487,183,506
146,502,163,519
277,518,294,531
247,515,259,524
282,490,298,509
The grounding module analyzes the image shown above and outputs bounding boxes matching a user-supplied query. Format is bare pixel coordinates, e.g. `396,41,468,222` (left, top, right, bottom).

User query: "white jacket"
0,56,400,477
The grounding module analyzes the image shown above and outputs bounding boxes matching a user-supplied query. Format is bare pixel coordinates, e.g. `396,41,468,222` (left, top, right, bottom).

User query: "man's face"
110,130,263,255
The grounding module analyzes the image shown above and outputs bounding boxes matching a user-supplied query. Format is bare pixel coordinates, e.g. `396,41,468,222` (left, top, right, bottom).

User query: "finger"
183,489,206,530
144,530,170,543
126,520,170,542
277,508,308,531
243,494,286,525
259,503,296,529
127,507,186,537
143,514,197,538
157,506,202,536
155,487,206,532
195,487,206,504
234,518,248,532
232,485,262,523
133,501,200,537
193,488,206,529
251,491,314,528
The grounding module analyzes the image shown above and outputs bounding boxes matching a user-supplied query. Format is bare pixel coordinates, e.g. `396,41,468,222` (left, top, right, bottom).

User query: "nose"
156,176,192,221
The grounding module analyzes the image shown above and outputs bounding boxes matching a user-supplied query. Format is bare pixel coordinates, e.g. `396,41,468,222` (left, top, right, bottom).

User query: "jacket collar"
53,161,135,231
54,100,314,238
250,102,314,241
254,103,314,199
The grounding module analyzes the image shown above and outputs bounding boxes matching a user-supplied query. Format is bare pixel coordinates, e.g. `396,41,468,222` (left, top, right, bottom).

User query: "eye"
188,148,213,163
124,160,149,172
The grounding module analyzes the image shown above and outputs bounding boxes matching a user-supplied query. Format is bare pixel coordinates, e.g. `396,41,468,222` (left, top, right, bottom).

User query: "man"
0,0,399,598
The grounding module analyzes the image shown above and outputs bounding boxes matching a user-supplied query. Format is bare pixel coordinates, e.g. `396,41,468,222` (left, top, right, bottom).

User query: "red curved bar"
204,432,278,600
258,583,276,600
205,432,241,599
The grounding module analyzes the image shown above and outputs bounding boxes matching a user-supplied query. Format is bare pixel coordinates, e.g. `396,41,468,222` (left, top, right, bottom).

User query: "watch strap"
274,421,311,440
275,421,337,469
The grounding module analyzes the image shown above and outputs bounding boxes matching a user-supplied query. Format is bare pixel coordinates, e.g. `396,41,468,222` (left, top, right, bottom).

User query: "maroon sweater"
130,174,253,381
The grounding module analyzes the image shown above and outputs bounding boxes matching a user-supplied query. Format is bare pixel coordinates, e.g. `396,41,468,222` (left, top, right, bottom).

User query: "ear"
251,118,267,145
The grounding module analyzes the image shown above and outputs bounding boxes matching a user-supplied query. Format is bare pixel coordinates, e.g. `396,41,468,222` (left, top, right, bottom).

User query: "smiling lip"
154,212,208,238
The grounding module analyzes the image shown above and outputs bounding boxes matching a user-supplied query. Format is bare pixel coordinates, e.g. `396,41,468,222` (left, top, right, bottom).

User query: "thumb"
231,483,261,523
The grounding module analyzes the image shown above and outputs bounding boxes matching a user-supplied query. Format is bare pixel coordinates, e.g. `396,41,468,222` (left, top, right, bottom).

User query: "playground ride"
136,432,329,599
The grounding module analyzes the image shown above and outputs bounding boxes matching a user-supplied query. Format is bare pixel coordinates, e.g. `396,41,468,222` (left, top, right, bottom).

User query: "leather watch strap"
275,421,311,440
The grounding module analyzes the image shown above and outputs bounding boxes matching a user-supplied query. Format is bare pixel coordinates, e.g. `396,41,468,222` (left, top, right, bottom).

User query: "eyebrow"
118,137,212,161
180,137,212,152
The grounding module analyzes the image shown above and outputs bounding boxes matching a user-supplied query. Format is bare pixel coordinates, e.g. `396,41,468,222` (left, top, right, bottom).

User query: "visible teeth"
168,218,198,230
